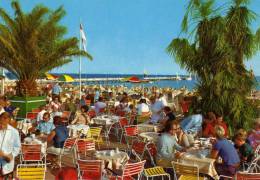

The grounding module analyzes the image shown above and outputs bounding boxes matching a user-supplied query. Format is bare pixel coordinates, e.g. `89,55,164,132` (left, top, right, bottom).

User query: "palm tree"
0,1,92,96
167,0,260,130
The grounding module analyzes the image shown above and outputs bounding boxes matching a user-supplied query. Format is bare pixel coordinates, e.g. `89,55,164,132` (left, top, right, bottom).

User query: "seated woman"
156,120,184,167
160,106,176,125
247,118,260,150
233,129,254,166
203,112,228,138
176,122,194,148
47,116,69,154
211,125,240,177
71,105,90,125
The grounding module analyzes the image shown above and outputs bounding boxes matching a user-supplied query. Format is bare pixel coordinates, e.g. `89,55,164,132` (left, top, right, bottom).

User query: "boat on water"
175,73,182,80
186,74,192,81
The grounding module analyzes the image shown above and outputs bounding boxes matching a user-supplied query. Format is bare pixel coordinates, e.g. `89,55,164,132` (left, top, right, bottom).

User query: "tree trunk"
15,79,38,97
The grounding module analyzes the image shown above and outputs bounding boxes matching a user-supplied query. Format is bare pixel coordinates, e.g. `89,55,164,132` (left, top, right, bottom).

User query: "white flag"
80,23,87,51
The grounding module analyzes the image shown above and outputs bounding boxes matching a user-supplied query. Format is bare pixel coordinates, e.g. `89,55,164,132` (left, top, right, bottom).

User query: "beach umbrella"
128,76,141,83
45,73,58,80
58,74,74,82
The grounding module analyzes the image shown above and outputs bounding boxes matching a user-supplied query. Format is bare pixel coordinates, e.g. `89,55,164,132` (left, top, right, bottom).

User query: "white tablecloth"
137,122,162,133
17,119,33,135
139,132,159,143
67,124,89,137
179,147,218,179
95,150,129,169
92,115,121,125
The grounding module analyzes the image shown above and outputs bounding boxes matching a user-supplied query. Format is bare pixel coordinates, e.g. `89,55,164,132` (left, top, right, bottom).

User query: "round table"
139,132,159,142
92,115,121,125
95,150,129,169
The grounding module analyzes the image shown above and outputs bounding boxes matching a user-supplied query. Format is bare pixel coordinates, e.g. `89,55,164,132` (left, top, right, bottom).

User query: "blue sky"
1,0,260,75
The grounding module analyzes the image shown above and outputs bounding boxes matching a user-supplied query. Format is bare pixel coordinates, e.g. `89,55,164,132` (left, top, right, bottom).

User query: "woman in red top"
203,112,229,138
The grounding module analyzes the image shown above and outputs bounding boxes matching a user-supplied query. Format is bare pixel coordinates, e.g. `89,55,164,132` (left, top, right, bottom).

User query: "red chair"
145,142,157,166
131,140,146,160
58,138,77,167
26,112,38,121
87,110,96,119
20,144,45,164
76,139,95,159
62,111,71,119
124,125,139,150
119,117,129,143
116,110,126,117
77,159,103,180
32,108,41,113
85,99,91,106
236,172,260,180
109,160,146,180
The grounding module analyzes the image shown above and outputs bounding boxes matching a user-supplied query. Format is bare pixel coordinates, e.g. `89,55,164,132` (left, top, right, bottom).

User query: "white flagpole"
79,24,82,98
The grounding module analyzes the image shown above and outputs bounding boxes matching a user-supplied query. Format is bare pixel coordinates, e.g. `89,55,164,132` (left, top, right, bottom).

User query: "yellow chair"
16,164,46,180
172,161,204,180
144,166,170,180
136,112,151,124
88,127,103,148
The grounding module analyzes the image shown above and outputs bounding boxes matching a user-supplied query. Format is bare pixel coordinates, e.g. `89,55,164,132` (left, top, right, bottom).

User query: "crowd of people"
0,82,259,179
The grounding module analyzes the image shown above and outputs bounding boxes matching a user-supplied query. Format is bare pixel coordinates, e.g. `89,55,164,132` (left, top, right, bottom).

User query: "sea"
5,73,260,91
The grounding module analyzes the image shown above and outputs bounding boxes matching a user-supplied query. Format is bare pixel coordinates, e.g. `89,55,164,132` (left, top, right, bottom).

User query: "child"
233,129,254,165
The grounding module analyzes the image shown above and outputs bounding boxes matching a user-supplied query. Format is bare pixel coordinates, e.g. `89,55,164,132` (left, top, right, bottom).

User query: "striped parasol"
58,74,74,82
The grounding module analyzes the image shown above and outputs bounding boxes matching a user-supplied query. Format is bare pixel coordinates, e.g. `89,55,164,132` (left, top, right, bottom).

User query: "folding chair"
76,139,95,159
88,127,103,149
77,159,104,180
172,161,204,180
58,138,77,167
124,125,139,150
62,111,71,119
118,117,129,143
87,109,96,119
236,172,260,180
108,160,146,180
20,144,46,165
26,112,38,122
16,163,46,180
143,142,170,180
32,108,41,113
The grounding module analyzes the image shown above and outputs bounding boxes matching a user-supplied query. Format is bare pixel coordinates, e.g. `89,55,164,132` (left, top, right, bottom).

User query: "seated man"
156,120,184,167
94,97,106,115
150,96,164,124
180,113,203,136
34,112,55,135
47,116,69,154
160,106,176,125
203,112,228,138
233,129,254,166
211,126,240,177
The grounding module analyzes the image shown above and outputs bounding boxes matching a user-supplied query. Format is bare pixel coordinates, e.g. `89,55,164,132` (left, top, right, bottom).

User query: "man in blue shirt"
36,112,55,135
211,125,240,177
52,83,62,97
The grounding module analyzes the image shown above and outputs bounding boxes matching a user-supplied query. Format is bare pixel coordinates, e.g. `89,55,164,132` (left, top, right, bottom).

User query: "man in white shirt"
158,93,168,107
150,96,165,124
94,97,107,115
0,112,21,177
137,99,150,115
